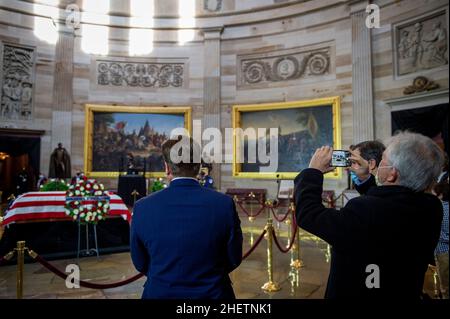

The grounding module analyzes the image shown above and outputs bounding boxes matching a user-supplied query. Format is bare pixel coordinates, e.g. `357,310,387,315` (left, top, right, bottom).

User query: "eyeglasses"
378,165,394,170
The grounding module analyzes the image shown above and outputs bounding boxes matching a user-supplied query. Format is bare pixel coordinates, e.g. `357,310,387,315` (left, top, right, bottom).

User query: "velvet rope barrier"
269,206,294,223
242,229,267,260
271,218,298,253
27,250,144,289
0,250,15,266
236,200,266,218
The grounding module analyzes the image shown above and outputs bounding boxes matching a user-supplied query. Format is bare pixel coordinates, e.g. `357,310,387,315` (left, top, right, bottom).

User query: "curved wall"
0,0,448,194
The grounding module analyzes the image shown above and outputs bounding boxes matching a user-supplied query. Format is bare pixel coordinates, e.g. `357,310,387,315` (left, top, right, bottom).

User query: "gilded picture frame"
84,104,191,178
232,97,342,180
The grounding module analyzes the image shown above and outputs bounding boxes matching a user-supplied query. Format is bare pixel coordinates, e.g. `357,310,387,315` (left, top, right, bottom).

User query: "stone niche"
237,41,335,89
393,8,448,77
0,43,35,121
93,57,189,90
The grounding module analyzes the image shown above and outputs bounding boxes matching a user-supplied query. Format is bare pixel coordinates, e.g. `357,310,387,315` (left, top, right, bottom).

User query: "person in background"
348,140,386,194
131,136,242,299
433,178,449,299
198,162,214,189
294,132,444,298
437,153,448,183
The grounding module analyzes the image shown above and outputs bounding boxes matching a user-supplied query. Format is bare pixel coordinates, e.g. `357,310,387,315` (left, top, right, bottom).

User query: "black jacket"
294,168,443,299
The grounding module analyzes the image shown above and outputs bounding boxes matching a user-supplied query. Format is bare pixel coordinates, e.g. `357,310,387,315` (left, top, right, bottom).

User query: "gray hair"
385,131,444,192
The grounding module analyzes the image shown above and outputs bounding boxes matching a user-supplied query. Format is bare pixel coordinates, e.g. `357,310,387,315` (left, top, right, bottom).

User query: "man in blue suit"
131,136,243,299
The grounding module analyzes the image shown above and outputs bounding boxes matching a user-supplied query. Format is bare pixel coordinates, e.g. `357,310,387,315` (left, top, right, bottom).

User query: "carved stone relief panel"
0,43,35,120
95,58,187,89
204,0,223,12
237,42,334,88
394,10,448,77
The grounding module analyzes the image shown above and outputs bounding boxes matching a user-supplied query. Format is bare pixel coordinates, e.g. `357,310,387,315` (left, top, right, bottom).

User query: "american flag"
2,191,131,226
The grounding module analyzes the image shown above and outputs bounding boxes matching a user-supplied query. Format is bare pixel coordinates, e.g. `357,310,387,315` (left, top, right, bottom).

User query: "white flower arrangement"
65,177,110,224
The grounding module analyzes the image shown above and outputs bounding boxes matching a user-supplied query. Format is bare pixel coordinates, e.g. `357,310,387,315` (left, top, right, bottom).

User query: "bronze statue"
49,143,71,178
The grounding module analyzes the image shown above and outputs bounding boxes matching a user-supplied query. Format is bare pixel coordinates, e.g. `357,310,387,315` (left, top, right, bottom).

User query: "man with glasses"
294,132,444,298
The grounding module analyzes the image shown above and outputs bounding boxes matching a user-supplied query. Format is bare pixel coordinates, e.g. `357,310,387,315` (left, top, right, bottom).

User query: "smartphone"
331,150,351,167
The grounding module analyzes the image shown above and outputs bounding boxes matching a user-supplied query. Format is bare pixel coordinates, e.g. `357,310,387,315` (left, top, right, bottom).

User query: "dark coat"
294,168,443,299
131,178,243,299
48,147,71,179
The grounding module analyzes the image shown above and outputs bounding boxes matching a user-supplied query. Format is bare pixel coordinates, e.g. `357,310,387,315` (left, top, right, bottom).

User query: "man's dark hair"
162,136,201,178
354,140,386,166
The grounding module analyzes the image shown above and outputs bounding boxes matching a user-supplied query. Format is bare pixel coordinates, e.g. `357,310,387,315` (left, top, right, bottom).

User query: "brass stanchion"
261,216,281,292
15,241,26,299
131,190,140,206
248,192,255,222
290,203,304,269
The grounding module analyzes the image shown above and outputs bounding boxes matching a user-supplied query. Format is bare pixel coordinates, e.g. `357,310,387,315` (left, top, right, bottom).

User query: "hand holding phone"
308,146,335,174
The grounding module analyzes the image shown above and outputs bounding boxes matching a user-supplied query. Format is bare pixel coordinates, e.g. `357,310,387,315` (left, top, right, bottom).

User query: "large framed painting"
84,105,191,178
232,97,342,180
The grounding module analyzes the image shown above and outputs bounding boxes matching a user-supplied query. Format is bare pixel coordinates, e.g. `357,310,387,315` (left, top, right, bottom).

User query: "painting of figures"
85,105,191,178
233,97,341,179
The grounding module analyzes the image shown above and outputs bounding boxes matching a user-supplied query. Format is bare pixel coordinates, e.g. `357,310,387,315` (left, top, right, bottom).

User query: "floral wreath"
65,174,110,224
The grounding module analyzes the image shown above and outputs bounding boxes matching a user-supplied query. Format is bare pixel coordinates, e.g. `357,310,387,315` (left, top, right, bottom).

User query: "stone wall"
0,0,448,196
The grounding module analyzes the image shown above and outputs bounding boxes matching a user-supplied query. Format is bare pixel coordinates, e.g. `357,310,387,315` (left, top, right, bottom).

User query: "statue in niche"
49,143,72,179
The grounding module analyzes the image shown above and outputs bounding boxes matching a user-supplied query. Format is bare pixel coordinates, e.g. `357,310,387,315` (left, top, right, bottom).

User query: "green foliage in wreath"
40,179,69,192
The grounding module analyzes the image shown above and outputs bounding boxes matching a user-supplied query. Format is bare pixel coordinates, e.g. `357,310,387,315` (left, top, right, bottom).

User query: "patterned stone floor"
0,212,441,299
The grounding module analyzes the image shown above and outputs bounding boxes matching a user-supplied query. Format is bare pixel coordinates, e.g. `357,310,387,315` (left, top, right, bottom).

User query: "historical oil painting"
85,105,191,178
232,97,341,179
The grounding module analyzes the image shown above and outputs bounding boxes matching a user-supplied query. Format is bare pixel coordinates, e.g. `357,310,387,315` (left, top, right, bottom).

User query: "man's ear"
386,168,398,183
164,162,171,176
368,159,377,173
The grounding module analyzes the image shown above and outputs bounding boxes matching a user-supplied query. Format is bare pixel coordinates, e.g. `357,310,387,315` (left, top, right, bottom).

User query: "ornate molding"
403,76,440,95
96,59,186,89
0,43,35,121
238,43,333,87
393,9,448,77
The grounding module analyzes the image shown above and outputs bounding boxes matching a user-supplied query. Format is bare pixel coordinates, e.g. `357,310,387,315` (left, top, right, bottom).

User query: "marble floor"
0,212,441,299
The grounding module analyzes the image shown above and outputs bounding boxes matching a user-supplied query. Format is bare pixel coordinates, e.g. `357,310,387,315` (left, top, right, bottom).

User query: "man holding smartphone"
294,132,444,298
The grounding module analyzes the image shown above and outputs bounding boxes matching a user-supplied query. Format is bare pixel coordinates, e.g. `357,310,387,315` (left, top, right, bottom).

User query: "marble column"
202,27,223,189
350,0,374,143
51,26,74,168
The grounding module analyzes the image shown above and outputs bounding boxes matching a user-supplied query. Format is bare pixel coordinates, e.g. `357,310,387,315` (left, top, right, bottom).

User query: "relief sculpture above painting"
0,43,35,120
395,10,448,76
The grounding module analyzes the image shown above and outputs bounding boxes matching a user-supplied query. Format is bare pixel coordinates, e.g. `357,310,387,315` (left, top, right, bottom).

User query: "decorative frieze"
96,59,186,89
237,44,333,87
394,10,448,77
0,43,35,120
